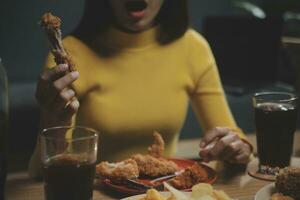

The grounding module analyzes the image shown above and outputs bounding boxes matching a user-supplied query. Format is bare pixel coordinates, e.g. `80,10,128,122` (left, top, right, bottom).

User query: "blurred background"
0,0,300,172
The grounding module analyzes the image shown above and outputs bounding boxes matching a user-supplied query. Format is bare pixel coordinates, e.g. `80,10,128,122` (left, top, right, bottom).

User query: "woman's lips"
129,10,146,19
125,0,148,19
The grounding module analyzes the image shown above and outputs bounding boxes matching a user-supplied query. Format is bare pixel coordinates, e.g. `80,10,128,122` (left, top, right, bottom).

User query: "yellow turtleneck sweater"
29,27,248,177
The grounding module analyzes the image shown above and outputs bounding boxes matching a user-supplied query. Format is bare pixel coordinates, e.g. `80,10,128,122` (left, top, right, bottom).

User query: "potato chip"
143,189,166,200
164,182,189,200
191,183,214,199
140,182,232,200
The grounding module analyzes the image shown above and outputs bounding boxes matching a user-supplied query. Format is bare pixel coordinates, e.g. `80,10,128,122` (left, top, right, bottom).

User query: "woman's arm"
190,62,252,164
187,31,252,164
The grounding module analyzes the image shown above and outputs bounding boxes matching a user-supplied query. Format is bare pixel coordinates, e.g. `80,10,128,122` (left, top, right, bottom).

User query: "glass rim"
253,92,298,102
40,125,98,142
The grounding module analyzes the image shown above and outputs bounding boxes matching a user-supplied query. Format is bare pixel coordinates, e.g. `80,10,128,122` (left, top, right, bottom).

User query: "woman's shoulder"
182,28,213,59
183,28,210,47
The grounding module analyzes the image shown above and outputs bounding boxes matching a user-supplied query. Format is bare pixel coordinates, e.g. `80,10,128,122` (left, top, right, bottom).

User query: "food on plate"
131,132,179,177
139,189,169,200
148,131,165,158
96,132,180,180
138,182,231,200
40,12,76,72
270,193,294,200
96,159,139,183
131,154,179,177
275,167,300,200
169,162,209,190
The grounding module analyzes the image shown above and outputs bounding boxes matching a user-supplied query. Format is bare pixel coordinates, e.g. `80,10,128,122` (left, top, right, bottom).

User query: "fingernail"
71,71,79,79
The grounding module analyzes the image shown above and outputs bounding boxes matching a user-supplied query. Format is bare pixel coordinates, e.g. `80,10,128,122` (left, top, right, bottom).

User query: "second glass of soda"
253,92,298,175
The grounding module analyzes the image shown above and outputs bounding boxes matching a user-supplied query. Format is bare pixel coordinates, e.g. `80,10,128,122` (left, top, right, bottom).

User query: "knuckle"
229,143,237,151
52,82,62,92
59,92,69,102
65,90,76,101
213,127,219,132
60,74,75,87
219,138,227,146
232,133,239,140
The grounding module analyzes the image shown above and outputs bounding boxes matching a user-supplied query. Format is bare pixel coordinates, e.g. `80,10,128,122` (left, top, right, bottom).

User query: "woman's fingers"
52,71,79,92
230,143,252,164
217,134,241,161
36,64,73,106
37,69,79,109
201,132,238,161
199,127,252,164
200,127,231,147
51,88,76,112
35,64,80,126
61,98,80,120
40,64,69,82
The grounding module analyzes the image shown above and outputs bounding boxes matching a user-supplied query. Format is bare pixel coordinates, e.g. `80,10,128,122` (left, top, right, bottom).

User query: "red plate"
97,158,217,195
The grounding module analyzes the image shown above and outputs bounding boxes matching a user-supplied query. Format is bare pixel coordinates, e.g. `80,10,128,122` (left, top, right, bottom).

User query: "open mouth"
125,0,148,12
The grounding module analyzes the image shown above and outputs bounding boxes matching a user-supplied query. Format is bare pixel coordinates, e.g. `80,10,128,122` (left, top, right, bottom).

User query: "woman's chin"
125,21,153,32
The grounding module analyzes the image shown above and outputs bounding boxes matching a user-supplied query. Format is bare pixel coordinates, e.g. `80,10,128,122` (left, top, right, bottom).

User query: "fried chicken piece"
131,132,179,177
40,12,76,72
131,154,179,177
271,193,295,200
169,162,209,190
148,131,164,158
276,167,300,200
96,159,139,183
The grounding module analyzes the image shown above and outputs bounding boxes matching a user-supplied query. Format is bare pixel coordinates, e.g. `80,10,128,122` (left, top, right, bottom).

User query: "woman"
29,0,252,177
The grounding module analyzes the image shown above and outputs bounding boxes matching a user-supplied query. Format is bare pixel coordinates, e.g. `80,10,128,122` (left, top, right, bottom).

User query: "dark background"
0,0,299,171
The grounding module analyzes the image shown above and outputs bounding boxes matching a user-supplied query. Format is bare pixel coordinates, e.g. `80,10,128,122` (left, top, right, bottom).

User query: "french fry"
139,182,232,200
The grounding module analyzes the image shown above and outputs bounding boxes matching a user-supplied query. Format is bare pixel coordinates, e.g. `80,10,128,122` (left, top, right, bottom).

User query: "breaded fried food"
275,167,300,200
40,12,76,72
148,131,165,158
96,158,139,183
131,131,179,177
169,162,209,190
131,154,179,177
270,193,295,200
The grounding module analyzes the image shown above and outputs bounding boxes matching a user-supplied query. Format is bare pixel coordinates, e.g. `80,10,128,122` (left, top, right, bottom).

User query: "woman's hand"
35,64,80,127
199,127,252,164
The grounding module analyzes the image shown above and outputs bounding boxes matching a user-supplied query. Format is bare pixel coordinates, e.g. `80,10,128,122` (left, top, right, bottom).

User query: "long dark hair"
73,0,189,45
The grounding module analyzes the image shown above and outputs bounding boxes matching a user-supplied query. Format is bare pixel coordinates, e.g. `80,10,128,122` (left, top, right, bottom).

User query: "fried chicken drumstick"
40,12,76,72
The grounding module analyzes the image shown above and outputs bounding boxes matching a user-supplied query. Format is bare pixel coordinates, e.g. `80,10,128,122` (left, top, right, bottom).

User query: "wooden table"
6,133,300,200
